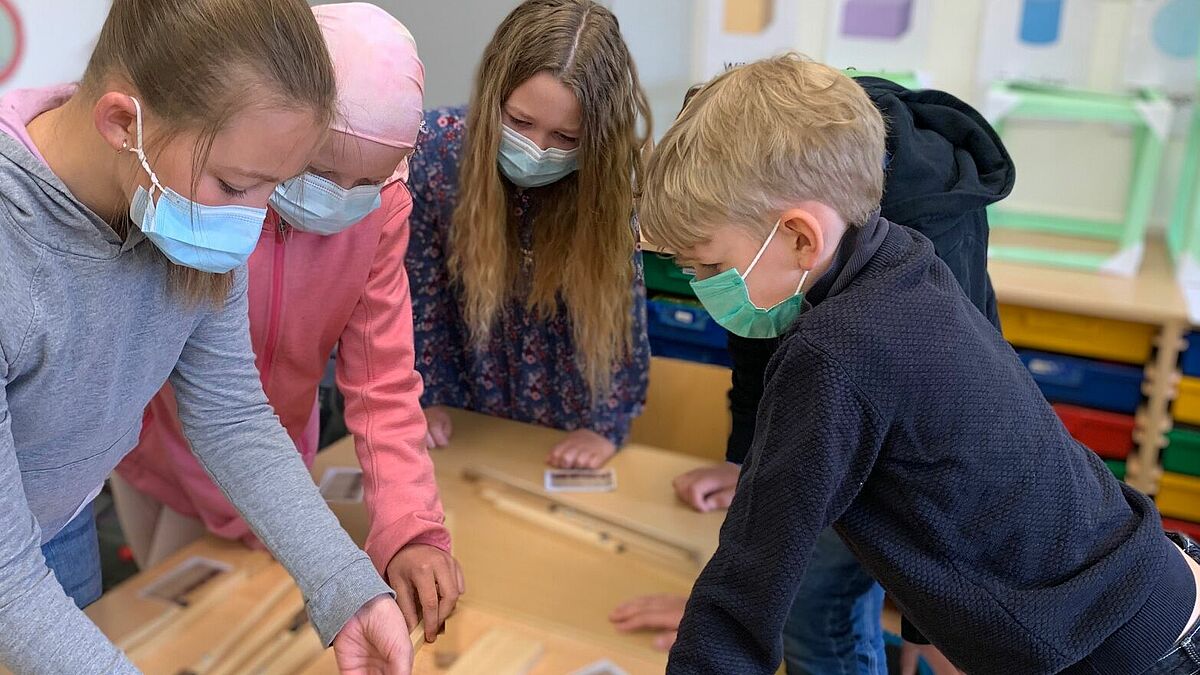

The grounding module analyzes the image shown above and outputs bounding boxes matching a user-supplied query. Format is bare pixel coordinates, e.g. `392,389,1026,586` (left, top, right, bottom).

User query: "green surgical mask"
689,219,810,339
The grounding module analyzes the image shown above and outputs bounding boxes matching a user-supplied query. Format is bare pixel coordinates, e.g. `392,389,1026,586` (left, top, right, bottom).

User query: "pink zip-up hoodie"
116,3,448,573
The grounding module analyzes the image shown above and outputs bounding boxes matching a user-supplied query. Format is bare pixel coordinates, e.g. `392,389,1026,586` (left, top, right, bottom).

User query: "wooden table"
313,408,723,659
77,410,721,673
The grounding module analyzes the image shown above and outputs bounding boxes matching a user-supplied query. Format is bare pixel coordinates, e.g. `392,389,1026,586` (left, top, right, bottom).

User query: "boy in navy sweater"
642,54,1200,675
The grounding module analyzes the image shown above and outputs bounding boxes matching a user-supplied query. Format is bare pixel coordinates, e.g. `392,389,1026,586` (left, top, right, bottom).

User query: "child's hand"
333,595,414,674
609,594,687,651
546,430,615,468
385,543,465,643
672,462,740,512
423,406,453,449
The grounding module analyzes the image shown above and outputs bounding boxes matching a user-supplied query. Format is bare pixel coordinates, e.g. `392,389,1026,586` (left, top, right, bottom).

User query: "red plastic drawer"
1163,517,1200,540
1052,403,1136,460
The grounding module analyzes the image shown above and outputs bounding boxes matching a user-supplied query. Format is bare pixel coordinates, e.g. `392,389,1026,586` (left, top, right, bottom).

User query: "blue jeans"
41,502,103,609
783,528,886,675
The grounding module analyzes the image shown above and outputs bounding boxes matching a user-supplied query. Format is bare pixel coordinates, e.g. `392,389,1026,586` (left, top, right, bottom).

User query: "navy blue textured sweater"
667,217,1194,675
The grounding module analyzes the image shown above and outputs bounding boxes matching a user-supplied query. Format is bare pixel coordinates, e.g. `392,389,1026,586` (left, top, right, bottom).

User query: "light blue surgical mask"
126,97,265,273
689,218,811,339
497,123,578,188
270,172,383,235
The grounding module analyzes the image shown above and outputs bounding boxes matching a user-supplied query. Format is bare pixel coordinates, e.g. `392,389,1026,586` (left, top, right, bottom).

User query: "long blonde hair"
450,0,651,396
82,0,336,306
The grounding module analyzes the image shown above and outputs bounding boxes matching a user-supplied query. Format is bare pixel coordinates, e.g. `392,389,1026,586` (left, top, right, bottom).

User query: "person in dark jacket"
649,53,1200,675
612,76,1014,674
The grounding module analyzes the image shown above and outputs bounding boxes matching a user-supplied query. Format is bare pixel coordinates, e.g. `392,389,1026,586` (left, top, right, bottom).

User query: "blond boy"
644,55,1200,675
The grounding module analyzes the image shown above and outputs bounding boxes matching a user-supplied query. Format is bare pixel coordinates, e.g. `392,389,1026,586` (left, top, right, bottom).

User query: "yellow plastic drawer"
1174,377,1200,426
1157,472,1200,522
997,304,1155,364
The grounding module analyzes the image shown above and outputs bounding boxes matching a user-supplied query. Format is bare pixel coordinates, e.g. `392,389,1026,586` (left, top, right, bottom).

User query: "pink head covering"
313,3,425,183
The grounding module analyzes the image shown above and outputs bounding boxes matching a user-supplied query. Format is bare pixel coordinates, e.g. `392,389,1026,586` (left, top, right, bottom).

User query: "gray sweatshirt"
0,130,391,672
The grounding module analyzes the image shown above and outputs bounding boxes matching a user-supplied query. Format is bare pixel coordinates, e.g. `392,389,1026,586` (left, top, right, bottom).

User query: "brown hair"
642,54,886,254
82,0,337,305
450,0,652,397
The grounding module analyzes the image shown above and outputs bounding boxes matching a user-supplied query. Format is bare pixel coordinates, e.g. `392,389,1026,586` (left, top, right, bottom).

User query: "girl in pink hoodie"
113,2,461,642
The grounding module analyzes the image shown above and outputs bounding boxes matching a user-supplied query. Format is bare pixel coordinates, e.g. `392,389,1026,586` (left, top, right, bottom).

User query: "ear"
779,207,825,271
92,92,138,154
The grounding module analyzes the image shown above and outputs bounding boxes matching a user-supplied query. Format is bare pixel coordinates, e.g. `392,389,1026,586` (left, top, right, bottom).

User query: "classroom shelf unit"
990,235,1193,520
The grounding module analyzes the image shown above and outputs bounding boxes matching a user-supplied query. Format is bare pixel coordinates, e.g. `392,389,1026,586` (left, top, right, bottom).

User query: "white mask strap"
127,96,163,197
795,268,811,295
743,218,783,280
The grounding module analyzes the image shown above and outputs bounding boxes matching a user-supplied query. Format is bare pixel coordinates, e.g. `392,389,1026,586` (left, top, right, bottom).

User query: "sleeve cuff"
364,514,453,579
305,555,395,646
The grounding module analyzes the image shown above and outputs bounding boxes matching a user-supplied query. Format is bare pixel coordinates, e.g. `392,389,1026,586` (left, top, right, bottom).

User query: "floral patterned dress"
405,106,650,445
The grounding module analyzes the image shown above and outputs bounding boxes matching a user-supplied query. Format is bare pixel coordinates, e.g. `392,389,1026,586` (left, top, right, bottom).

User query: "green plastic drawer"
1104,459,1127,481
643,252,695,298
1165,427,1200,477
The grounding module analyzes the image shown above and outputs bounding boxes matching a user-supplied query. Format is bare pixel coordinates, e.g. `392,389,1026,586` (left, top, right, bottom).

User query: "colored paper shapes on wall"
1151,0,1200,59
0,0,23,85
841,0,914,40
1020,0,1064,46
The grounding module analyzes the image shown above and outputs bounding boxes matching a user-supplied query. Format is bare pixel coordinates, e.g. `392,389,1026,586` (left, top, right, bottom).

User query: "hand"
386,543,465,643
900,640,962,675
672,462,740,513
423,406,453,449
546,430,616,468
333,595,413,674
609,594,687,651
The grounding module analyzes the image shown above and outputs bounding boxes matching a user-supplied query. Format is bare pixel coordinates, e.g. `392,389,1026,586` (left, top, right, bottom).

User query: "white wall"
357,0,1187,229
0,1,109,93
310,0,523,109
10,0,1178,230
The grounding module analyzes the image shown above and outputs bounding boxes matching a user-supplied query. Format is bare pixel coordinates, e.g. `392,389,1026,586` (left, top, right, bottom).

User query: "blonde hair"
641,54,885,254
450,0,651,398
82,0,337,306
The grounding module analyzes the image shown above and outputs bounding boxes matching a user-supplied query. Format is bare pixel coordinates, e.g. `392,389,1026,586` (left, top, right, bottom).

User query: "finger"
412,569,440,643
393,582,420,632
673,476,698,503
559,446,581,468
546,440,570,466
433,563,461,640
546,447,569,468
653,630,678,651
431,423,451,448
579,449,603,469
705,486,736,510
610,594,675,619
455,558,466,594
611,608,685,632
683,482,712,512
425,431,437,450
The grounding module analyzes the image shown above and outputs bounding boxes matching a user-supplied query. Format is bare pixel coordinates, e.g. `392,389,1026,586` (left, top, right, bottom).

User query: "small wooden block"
445,628,543,675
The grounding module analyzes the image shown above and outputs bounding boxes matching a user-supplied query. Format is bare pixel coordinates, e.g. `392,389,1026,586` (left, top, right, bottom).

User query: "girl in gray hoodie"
0,0,412,672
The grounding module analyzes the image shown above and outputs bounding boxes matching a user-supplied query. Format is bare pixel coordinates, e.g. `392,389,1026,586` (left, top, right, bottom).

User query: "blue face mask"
126,97,266,273
689,219,811,339
269,172,383,235
497,123,578,188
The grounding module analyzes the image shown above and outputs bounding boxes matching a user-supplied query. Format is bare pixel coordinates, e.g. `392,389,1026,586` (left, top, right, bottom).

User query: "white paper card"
319,467,365,503
544,468,617,493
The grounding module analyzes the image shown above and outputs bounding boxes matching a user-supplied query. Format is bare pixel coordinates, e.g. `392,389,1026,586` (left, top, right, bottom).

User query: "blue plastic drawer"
1017,349,1143,414
649,337,732,367
1182,333,1200,377
647,296,728,350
